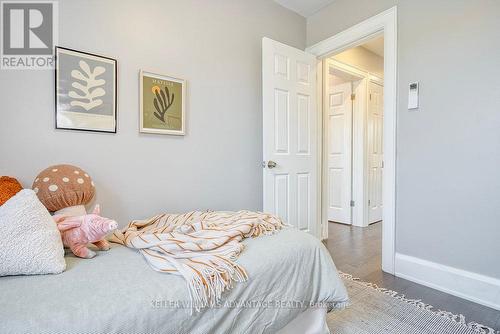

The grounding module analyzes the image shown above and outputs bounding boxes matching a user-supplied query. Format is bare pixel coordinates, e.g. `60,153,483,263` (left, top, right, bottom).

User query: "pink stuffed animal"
53,205,118,259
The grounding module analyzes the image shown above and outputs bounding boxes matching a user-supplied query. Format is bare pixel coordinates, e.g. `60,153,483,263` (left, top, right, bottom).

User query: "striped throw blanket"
110,210,285,310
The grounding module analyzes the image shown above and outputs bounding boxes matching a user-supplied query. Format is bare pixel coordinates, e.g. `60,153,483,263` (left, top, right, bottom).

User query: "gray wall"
308,0,500,279
0,0,305,225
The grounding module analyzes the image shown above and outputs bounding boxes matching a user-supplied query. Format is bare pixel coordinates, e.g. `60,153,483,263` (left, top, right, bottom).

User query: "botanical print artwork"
152,85,175,124
69,60,106,111
55,47,117,133
140,71,185,135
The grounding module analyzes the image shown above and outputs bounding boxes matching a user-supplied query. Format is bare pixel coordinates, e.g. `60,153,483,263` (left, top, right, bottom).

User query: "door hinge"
382,161,384,168
369,93,372,100
351,93,356,101
350,200,355,207
368,199,371,206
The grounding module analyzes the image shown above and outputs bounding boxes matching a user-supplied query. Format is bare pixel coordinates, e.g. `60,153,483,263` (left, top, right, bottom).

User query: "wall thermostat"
408,82,419,110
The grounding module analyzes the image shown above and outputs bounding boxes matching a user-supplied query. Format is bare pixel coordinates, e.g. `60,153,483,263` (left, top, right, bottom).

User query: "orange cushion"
0,176,23,206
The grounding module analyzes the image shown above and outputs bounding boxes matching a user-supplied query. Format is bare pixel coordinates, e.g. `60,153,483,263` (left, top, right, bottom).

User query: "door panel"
262,38,318,236
297,94,310,154
274,89,290,154
274,174,289,222
327,81,352,224
368,82,384,223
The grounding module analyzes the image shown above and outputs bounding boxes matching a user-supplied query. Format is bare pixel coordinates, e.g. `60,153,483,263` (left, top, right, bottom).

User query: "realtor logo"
1,1,58,69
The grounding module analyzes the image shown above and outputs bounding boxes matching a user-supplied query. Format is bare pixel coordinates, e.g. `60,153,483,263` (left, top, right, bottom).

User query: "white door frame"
306,6,397,274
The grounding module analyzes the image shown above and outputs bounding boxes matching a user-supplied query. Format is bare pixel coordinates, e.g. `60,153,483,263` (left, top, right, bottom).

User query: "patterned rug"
327,273,499,334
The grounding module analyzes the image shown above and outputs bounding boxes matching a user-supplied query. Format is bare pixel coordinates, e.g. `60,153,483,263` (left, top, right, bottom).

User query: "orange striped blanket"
110,210,286,310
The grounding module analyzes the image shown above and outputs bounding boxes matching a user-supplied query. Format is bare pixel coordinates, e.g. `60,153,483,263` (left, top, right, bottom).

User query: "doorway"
325,36,384,228
307,6,397,274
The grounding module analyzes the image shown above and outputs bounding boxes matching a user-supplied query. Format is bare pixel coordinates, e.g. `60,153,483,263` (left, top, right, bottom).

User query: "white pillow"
0,189,66,276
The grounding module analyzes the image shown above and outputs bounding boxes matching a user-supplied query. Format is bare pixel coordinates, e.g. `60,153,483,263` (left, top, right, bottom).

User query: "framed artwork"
140,70,185,135
55,46,117,133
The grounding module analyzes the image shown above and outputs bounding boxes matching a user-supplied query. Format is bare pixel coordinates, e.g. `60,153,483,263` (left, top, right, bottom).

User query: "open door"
262,37,319,237
326,79,353,225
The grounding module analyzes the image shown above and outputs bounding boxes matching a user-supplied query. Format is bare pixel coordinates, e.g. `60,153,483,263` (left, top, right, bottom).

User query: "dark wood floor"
324,222,500,331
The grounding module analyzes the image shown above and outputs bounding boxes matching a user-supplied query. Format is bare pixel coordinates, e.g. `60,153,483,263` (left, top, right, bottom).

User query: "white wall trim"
329,58,369,79
307,6,398,274
395,253,500,311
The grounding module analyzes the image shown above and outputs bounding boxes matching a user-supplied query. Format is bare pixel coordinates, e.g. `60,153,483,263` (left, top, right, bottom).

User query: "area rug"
327,273,499,334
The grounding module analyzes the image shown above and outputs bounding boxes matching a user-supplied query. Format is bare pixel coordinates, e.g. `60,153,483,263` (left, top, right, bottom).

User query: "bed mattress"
0,228,348,334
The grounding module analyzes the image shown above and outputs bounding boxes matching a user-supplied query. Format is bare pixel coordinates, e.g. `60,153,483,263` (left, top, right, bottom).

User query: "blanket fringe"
185,257,248,312
338,272,499,334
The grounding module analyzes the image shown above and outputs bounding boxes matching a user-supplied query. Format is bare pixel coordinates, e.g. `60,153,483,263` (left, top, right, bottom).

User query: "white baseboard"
395,253,500,311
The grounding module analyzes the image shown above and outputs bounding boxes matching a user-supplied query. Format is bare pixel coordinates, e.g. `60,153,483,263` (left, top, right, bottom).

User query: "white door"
262,37,318,237
327,79,353,224
368,82,384,223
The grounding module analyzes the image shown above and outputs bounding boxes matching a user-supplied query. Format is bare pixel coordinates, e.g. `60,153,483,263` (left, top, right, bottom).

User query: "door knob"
267,160,277,169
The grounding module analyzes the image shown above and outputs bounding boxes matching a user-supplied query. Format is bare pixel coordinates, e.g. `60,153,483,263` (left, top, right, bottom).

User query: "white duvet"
0,228,348,334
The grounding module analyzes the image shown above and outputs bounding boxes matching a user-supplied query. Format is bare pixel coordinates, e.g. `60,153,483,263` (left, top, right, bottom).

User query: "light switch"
408,82,419,110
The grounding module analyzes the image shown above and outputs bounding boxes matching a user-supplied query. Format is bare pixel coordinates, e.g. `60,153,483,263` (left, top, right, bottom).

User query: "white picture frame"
139,70,186,135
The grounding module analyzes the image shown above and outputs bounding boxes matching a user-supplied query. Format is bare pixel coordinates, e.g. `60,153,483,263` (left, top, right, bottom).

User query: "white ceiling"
273,0,335,17
361,36,384,57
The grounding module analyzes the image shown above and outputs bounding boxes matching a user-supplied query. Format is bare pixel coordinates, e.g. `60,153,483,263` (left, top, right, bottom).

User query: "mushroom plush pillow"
0,189,66,276
32,164,117,259
32,164,95,216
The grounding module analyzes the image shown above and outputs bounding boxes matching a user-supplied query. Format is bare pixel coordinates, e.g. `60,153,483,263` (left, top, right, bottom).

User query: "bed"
0,228,348,334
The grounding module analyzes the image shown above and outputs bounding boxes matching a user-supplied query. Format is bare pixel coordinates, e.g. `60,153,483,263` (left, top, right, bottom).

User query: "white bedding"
0,228,348,334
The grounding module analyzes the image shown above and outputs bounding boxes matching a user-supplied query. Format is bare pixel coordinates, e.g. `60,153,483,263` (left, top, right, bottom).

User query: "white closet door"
368,81,384,223
262,37,318,237
327,81,352,224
